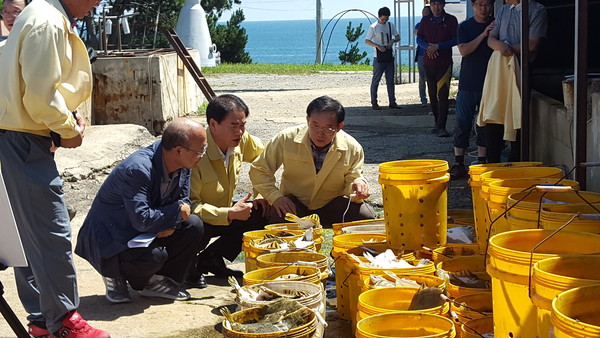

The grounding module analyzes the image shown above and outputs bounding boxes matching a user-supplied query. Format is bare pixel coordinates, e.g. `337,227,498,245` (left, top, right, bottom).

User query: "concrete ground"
0,72,474,337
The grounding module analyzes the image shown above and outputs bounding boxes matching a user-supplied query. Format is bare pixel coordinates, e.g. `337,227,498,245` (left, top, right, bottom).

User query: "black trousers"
484,123,505,163
267,195,376,227
424,63,452,131
199,206,269,262
117,215,204,290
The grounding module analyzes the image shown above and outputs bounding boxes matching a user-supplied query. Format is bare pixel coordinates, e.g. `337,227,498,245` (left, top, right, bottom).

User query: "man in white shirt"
365,7,401,110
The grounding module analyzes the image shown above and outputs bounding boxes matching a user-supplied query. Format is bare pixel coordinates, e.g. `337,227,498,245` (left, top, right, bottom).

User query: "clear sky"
221,0,427,22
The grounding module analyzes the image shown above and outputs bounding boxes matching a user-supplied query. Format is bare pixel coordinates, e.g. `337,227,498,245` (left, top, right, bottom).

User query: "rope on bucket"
341,193,357,225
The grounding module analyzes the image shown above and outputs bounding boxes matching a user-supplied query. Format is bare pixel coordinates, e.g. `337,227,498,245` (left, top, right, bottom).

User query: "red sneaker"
28,323,51,338
52,311,110,338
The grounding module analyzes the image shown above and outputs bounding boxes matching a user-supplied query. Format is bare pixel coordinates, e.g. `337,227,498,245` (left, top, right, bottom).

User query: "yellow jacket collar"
205,128,244,161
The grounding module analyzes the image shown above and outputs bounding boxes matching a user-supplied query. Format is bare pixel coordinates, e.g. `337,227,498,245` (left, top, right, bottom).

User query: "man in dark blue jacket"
76,118,206,304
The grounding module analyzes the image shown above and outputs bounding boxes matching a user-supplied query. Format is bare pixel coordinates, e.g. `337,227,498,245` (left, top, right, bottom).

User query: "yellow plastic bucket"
486,229,600,338
468,162,543,253
485,178,579,234
551,284,600,338
264,222,324,238
432,246,479,265
221,304,317,338
264,223,324,251
452,293,493,322
480,176,573,253
540,207,600,234
459,317,494,338
507,191,600,231
363,274,444,292
345,246,427,329
379,160,450,250
532,255,600,337
242,229,307,272
242,265,321,286
332,218,385,236
436,256,491,298
356,313,456,338
331,233,387,320
357,287,450,322
256,251,330,286
348,257,436,328
244,240,316,273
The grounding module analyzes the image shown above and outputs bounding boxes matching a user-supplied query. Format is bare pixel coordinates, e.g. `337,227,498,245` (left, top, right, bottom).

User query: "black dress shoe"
197,252,243,278
184,273,207,289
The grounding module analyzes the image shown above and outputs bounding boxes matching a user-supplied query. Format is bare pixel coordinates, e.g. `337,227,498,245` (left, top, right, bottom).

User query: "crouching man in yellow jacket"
250,95,376,226
186,94,269,286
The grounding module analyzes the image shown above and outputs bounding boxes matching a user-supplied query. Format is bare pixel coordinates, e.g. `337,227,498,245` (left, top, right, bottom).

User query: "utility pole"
316,0,322,64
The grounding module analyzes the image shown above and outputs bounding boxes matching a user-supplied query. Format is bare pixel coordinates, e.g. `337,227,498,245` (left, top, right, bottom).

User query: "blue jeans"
370,58,396,106
417,55,427,104
0,130,77,332
453,90,485,149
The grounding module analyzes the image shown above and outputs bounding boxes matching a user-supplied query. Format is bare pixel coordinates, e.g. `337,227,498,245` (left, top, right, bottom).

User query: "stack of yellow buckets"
337,159,600,337
471,162,600,338
331,160,455,337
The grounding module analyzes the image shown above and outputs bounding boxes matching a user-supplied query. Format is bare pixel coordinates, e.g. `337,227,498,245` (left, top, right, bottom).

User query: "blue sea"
240,18,421,65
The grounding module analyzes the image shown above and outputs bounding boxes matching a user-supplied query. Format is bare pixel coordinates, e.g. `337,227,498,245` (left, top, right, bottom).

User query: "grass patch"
203,63,411,75
203,63,370,75
195,102,208,116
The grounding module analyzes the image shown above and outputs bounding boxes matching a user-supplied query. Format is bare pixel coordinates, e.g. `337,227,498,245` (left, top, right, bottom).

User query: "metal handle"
527,214,579,298
534,185,573,192
579,214,600,220
580,162,600,167
450,311,486,338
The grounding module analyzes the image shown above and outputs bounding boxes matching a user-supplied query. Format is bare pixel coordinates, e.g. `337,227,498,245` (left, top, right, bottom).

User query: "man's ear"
338,122,345,130
209,118,217,130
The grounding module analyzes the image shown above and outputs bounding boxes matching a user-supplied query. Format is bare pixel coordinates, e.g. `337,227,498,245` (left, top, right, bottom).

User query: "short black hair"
206,94,249,124
471,0,492,4
378,7,391,17
306,96,345,124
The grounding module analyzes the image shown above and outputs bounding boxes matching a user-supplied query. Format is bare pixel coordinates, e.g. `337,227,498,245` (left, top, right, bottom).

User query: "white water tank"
175,0,220,67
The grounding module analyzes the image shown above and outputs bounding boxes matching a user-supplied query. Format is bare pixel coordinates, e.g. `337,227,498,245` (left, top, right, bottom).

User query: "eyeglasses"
180,144,207,157
308,125,337,135
1,10,22,17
